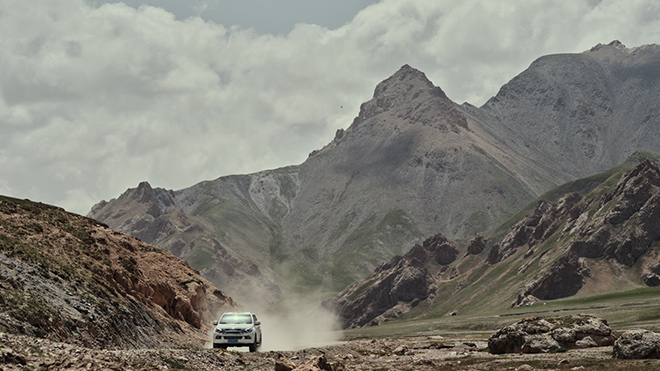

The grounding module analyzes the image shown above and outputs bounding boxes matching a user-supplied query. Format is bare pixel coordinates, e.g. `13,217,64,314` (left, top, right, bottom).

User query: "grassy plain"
342,285,660,340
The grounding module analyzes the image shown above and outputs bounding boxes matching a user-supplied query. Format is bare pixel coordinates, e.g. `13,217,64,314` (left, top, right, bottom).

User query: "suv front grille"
216,335,253,340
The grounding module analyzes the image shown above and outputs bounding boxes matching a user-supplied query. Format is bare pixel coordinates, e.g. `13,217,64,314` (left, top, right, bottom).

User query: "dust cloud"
258,297,340,351
208,292,342,352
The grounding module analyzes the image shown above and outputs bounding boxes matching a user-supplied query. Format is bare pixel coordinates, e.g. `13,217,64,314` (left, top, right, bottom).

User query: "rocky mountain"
88,64,549,300
482,41,660,177
89,41,660,304
330,156,660,328
0,195,235,349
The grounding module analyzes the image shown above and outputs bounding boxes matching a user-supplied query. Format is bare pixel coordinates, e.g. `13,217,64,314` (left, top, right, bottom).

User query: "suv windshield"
219,314,252,324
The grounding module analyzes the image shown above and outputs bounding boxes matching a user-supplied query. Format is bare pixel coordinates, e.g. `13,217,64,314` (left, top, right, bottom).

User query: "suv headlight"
244,327,253,333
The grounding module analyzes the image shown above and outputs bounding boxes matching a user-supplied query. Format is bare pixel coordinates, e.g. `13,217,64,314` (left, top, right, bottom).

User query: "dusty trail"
3,331,660,370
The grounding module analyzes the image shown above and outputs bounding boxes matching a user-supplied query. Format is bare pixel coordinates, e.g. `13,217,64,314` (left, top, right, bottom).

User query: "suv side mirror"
213,321,218,325
255,321,261,326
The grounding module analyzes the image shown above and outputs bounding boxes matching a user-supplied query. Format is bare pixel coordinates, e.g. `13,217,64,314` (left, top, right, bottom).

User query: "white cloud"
1,0,660,215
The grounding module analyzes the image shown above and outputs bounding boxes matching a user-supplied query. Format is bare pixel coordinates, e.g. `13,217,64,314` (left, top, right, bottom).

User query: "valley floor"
2,331,660,370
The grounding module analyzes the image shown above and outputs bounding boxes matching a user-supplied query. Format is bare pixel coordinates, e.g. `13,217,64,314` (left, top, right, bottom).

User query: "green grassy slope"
340,151,660,336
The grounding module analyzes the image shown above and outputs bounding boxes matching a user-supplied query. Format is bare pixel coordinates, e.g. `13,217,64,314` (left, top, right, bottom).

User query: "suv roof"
222,312,255,315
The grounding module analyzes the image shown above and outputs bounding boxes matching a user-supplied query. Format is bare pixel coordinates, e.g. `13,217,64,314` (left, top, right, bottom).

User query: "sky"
1,0,660,215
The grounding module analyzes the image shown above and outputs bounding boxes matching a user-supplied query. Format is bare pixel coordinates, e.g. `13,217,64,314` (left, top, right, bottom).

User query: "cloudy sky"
2,0,660,215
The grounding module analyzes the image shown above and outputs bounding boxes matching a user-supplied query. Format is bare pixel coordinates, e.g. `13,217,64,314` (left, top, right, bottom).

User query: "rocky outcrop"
488,315,614,354
423,234,459,265
504,160,660,303
514,255,591,305
489,193,584,264
613,330,660,359
643,262,660,286
331,253,433,328
467,235,487,255
0,196,236,349
328,234,455,328
575,160,660,266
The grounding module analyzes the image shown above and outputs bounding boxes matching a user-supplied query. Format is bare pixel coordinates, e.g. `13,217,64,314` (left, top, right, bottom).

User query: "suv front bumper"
213,331,256,346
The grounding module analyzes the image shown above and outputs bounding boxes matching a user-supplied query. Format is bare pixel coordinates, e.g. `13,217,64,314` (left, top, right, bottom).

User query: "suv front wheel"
249,334,262,352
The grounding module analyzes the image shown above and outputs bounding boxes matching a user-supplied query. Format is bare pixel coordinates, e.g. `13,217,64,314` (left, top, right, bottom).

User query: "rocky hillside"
0,195,236,349
87,178,287,306
89,41,660,303
330,156,660,328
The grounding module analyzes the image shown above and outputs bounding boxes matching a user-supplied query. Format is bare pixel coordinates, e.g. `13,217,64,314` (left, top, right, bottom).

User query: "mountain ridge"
482,40,660,178
89,41,660,305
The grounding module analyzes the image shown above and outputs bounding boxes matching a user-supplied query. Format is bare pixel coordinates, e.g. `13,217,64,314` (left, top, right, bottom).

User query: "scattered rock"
275,357,297,371
575,336,598,348
521,334,560,353
2,330,657,371
643,272,660,286
1,350,27,365
393,345,408,355
513,294,540,307
489,315,614,354
293,355,336,371
613,329,660,359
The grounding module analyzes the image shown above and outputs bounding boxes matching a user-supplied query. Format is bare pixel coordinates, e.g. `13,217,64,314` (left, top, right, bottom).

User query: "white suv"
212,312,262,352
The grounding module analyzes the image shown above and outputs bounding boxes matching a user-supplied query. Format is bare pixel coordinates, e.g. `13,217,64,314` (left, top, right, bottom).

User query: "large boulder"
489,315,614,354
613,330,660,359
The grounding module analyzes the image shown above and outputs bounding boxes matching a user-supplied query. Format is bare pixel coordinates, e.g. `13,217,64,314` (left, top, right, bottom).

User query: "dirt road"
2,331,659,370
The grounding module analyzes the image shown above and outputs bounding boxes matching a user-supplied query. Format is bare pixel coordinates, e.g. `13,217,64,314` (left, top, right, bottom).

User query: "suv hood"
215,324,253,330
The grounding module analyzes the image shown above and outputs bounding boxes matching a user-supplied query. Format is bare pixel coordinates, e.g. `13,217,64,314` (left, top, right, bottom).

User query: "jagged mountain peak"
309,64,468,159
349,64,467,130
585,41,660,67
87,182,180,242
373,64,435,98
91,181,163,210
133,181,160,205
585,40,660,56
588,39,628,53
136,180,153,191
